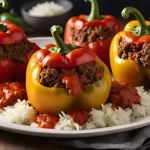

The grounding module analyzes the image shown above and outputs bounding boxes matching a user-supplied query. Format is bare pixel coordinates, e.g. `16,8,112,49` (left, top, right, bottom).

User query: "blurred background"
1,0,150,36
6,0,150,16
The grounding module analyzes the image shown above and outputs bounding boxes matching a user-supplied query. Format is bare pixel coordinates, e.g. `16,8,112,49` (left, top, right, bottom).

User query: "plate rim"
0,116,150,138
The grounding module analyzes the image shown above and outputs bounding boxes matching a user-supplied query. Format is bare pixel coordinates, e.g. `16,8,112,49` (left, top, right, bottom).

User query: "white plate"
29,37,55,47
0,37,150,138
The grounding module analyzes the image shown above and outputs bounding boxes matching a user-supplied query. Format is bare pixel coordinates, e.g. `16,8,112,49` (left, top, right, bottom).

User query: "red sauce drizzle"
121,31,139,44
67,110,89,125
33,110,89,129
33,114,59,129
121,32,150,46
107,81,141,109
61,69,82,96
0,82,27,109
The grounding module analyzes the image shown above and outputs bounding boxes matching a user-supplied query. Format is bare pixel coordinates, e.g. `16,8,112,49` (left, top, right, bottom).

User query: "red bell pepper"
0,21,24,44
36,26,96,68
64,0,121,70
0,21,40,82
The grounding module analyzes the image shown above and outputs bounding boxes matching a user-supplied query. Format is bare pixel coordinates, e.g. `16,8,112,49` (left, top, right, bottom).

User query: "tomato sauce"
107,81,141,109
67,110,89,125
0,82,27,109
33,110,89,129
122,32,150,45
61,69,82,96
33,114,59,129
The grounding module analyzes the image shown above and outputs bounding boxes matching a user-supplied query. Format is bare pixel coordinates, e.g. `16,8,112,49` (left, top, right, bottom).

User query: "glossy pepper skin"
64,0,120,70
26,25,111,114
0,21,40,82
110,7,150,86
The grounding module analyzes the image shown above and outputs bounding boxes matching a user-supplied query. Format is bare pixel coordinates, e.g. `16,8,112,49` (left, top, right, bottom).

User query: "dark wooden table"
1,17,150,150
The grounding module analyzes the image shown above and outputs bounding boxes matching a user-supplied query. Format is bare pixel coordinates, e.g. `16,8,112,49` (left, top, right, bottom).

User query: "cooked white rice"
55,111,82,130
28,1,65,17
136,86,150,114
0,86,150,130
0,100,37,125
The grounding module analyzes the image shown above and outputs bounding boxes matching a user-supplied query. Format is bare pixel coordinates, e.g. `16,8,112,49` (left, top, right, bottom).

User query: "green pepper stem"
50,25,69,53
121,7,148,36
85,0,102,21
0,0,8,8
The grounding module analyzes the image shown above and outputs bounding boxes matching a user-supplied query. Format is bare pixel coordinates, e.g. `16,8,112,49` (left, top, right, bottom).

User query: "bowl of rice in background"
21,0,73,33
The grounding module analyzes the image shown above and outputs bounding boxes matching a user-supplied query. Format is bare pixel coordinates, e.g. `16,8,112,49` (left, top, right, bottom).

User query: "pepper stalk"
121,7,150,36
50,25,77,54
85,0,103,21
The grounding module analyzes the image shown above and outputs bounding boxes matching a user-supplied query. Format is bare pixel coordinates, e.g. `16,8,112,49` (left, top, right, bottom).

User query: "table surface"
1,17,150,150
0,131,78,150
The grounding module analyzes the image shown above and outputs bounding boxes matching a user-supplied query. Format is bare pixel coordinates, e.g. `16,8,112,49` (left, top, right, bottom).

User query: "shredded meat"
39,61,104,95
119,41,150,66
77,61,104,85
0,39,32,63
71,26,115,44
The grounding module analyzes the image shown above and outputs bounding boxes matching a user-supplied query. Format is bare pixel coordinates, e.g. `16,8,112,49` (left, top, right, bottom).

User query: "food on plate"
32,110,89,129
110,7,150,87
26,25,111,114
67,110,89,125
30,81,150,129
0,0,149,131
33,114,59,129
0,21,40,82
0,33,149,130
0,100,36,125
0,82,27,109
107,81,141,109
28,1,65,17
64,0,120,70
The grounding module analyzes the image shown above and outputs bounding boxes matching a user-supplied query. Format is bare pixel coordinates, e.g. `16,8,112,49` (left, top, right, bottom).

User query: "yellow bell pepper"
26,25,111,114
110,7,150,86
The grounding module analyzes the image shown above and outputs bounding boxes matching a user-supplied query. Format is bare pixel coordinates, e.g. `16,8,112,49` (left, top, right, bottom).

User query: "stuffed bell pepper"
64,0,120,70
110,7,150,88
26,25,111,114
0,21,40,82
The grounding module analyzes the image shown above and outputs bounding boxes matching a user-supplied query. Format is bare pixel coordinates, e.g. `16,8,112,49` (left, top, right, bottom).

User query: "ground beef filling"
71,26,115,44
0,39,32,63
40,61,104,95
119,40,150,66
